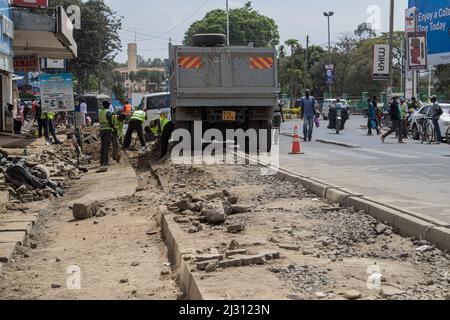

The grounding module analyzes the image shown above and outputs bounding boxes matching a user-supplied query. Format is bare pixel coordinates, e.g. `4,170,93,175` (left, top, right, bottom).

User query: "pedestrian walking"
13,99,25,134
297,89,318,142
79,99,88,125
381,97,405,144
99,100,115,166
123,108,147,151
399,98,408,139
430,95,443,144
367,97,380,136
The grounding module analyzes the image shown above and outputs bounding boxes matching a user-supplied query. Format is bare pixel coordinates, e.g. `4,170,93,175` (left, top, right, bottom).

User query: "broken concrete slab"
0,231,26,244
195,254,224,263
0,242,17,263
0,221,32,233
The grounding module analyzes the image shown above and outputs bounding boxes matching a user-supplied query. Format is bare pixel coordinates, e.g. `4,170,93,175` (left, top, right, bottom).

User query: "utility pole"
388,0,395,93
324,11,334,98
226,0,230,46
304,35,309,90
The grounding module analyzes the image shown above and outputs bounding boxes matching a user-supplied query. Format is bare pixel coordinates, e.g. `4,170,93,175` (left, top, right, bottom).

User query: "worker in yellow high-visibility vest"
149,111,174,158
44,111,61,144
123,109,147,151
99,100,115,166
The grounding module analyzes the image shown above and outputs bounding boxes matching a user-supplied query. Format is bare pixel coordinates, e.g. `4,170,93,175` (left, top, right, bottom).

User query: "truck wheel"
192,34,226,47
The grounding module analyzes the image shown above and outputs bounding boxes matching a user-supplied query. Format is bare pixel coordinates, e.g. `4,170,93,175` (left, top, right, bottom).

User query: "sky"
105,0,410,63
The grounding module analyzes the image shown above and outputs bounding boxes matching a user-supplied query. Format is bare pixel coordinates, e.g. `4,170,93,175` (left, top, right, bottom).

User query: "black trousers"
160,122,175,158
100,130,112,166
48,120,60,143
38,118,48,138
13,120,22,134
123,119,145,148
383,119,403,142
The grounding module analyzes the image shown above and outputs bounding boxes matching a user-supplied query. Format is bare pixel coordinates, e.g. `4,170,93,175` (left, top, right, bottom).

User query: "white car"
410,103,450,140
322,99,348,120
140,92,171,124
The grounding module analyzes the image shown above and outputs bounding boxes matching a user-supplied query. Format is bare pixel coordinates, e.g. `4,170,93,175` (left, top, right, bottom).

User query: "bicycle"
417,116,435,145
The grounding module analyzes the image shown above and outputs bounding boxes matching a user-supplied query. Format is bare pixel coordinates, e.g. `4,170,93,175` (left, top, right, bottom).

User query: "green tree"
435,65,450,100
49,0,122,93
184,1,279,47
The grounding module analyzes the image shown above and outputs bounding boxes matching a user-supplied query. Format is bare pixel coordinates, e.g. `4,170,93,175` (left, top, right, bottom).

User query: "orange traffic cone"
290,126,303,155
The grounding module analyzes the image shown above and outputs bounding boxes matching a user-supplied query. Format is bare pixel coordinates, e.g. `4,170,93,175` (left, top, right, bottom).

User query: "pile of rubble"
168,190,252,234
0,147,88,204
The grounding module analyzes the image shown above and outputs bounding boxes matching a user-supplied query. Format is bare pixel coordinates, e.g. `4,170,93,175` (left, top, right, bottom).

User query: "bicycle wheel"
426,123,434,145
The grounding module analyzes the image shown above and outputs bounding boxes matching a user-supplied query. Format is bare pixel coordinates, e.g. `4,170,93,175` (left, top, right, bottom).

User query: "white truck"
169,34,278,151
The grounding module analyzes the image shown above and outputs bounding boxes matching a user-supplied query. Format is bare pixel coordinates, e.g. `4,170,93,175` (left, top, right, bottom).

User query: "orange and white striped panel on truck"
249,56,274,70
178,56,202,69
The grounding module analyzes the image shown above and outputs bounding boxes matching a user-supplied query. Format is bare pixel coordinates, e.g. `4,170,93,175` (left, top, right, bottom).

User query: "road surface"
277,116,450,224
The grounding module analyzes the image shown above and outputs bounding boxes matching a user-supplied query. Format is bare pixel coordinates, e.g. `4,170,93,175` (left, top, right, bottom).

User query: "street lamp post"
324,11,334,99
226,0,230,46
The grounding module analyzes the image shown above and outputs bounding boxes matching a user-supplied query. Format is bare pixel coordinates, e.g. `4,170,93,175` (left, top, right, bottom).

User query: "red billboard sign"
11,0,49,8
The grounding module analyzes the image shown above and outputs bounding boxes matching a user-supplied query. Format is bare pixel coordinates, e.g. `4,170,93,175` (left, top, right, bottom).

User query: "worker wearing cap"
149,111,174,158
123,108,147,150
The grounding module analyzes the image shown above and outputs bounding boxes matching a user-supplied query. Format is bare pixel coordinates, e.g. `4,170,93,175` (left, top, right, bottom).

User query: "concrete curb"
274,167,450,251
315,139,362,149
280,132,362,149
157,205,205,300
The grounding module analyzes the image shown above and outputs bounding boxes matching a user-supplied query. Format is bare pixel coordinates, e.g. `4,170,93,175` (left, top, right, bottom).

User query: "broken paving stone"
171,199,194,212
343,290,362,300
381,286,405,298
219,258,243,268
315,292,327,299
228,196,239,205
197,259,219,271
205,261,219,273
231,205,251,215
227,222,245,234
188,226,200,234
203,201,226,225
72,202,101,220
146,229,159,236
278,244,300,251
181,210,194,216
375,224,387,235
174,216,190,224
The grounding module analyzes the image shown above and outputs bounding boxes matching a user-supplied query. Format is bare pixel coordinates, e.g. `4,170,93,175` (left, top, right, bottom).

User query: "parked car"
409,103,450,140
321,99,349,120
140,92,171,124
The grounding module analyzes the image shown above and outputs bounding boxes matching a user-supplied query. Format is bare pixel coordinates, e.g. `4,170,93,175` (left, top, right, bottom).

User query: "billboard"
372,45,390,80
14,55,40,73
407,32,428,70
409,0,450,65
11,0,48,8
325,64,334,84
40,73,75,113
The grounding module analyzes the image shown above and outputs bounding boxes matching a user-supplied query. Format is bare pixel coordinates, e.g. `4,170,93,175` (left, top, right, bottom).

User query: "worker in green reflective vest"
99,100,115,166
123,109,147,150
45,111,61,144
149,112,174,158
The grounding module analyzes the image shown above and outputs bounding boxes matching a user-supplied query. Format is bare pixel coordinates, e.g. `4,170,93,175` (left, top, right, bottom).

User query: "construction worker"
99,100,115,166
36,103,48,139
123,108,147,151
149,111,174,158
111,113,125,162
46,111,61,144
122,100,132,117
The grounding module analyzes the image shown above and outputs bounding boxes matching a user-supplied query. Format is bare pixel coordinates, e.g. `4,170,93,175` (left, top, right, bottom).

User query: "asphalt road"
278,116,450,224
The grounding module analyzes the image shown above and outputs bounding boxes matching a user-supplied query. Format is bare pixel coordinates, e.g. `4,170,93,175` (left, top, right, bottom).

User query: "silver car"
410,103,450,140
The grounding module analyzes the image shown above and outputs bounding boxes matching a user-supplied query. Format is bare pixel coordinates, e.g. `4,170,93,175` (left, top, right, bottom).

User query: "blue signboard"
40,73,75,112
409,0,450,65
0,0,14,72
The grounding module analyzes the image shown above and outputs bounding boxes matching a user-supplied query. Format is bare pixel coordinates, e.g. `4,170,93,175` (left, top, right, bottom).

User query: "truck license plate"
222,111,236,121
